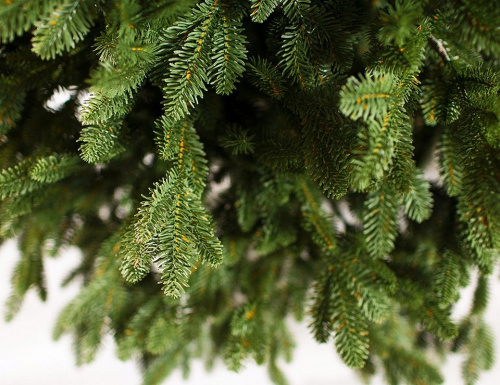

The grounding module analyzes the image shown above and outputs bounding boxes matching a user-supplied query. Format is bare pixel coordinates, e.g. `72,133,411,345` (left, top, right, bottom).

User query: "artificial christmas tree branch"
1,0,499,384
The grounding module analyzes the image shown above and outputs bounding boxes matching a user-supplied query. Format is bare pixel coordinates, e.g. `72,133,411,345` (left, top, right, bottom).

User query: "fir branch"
281,0,310,21
0,0,56,43
162,0,222,120
79,92,133,126
54,240,127,364
434,251,461,307
155,182,197,298
299,180,336,252
190,194,223,267
456,125,500,264
209,7,247,95
371,318,444,385
78,123,126,164
118,229,154,284
1,2,500,384
250,0,279,23
279,24,315,88
310,266,336,343
402,170,433,223
248,57,288,99
123,168,221,297
32,0,101,59
133,175,175,245
339,72,395,121
29,154,81,183
471,274,489,316
142,351,181,385
221,124,255,155
4,226,46,321
363,184,400,259
377,0,423,48
331,289,370,368
155,116,209,196
117,296,165,359
88,60,152,99
421,301,458,340
0,159,42,199
439,127,463,196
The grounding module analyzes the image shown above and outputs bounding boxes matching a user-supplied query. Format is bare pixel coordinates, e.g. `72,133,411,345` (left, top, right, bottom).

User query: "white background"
1,239,499,385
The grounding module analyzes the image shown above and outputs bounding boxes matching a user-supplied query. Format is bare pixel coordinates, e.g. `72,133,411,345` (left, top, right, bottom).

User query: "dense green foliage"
1,0,499,384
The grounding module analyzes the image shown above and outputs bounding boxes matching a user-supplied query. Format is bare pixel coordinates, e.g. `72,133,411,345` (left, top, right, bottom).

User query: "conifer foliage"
1,1,499,384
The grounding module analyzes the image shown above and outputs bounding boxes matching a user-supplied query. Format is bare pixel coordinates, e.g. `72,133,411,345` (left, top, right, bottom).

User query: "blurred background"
1,239,499,385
